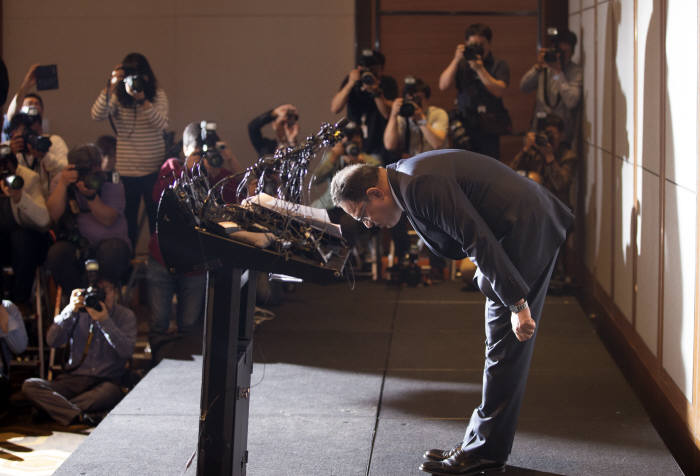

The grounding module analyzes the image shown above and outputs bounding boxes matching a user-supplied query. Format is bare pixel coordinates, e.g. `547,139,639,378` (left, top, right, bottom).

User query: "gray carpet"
54,281,682,475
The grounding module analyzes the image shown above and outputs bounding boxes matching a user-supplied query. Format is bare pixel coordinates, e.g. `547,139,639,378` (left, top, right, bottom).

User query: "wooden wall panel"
380,0,537,12
379,13,538,136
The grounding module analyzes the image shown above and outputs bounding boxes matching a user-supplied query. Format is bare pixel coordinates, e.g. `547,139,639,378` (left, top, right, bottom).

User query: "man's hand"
272,104,296,120
86,301,108,322
390,98,403,117
411,104,426,123
467,55,484,73
522,131,536,152
20,64,39,93
68,288,86,314
348,67,362,84
75,181,97,200
0,180,22,204
330,140,345,158
9,134,25,155
511,306,536,342
284,120,299,145
453,43,466,62
58,165,79,188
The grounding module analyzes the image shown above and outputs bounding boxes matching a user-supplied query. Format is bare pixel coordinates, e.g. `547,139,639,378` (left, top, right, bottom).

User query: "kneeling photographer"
509,113,576,206
384,76,448,157
22,263,136,426
0,144,50,306
45,144,130,292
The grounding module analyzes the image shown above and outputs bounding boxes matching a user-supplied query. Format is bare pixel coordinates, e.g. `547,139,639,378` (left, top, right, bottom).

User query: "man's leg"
462,253,558,462
175,272,206,334
22,374,101,425
70,380,123,414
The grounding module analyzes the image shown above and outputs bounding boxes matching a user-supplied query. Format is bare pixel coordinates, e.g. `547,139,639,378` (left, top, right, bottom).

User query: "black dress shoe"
419,449,505,475
423,441,463,461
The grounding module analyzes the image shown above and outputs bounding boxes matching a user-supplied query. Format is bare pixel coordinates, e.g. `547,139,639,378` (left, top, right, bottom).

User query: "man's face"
544,125,561,148
340,193,402,230
557,42,573,64
98,280,117,312
23,97,43,116
465,35,490,56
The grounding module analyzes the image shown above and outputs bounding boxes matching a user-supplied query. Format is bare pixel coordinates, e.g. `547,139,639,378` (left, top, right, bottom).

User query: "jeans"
122,171,159,250
146,259,206,335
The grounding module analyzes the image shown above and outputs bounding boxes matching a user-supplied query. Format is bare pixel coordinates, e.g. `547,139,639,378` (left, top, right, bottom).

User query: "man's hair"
68,144,102,169
4,112,41,135
182,122,202,155
465,23,492,43
544,113,565,132
24,92,44,111
553,28,578,52
330,164,380,206
403,77,431,99
96,135,117,158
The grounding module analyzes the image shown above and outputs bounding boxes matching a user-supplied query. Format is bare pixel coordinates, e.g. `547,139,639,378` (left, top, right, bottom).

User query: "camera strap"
105,89,119,136
63,320,94,372
543,68,561,109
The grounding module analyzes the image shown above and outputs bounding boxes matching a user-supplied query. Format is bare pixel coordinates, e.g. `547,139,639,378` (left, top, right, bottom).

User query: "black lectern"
157,188,349,475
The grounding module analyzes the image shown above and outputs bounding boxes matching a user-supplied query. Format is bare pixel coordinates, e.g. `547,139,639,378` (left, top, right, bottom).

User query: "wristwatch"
509,300,528,313
415,118,427,126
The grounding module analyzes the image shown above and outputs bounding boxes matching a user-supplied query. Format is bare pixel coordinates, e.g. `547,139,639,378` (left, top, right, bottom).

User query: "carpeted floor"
11,279,682,475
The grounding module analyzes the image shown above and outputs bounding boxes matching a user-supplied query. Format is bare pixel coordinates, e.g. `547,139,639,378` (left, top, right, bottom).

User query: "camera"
199,121,224,168
543,48,559,64
0,145,24,190
285,111,299,125
22,131,52,154
448,110,471,150
81,259,105,312
463,43,484,61
124,74,146,94
71,152,106,191
344,142,360,157
398,76,420,118
360,69,376,86
533,111,552,147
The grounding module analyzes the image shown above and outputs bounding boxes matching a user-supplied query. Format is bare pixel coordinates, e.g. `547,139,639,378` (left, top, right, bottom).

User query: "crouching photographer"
22,262,136,426
0,144,50,306
509,113,576,206
45,144,131,292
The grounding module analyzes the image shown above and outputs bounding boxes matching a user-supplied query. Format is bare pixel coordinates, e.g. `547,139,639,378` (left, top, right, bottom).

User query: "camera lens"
4,175,24,190
344,142,360,157
399,102,415,118
360,71,375,86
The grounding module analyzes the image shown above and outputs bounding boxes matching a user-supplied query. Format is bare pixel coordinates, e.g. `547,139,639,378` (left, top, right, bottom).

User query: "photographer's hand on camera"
85,299,108,322
9,133,24,156
68,288,86,314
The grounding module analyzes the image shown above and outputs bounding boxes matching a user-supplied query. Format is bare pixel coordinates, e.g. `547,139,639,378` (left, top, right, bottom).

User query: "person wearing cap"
520,28,582,147
330,49,398,164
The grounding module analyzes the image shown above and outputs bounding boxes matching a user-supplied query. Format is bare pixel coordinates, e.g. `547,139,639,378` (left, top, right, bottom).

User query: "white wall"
572,0,698,401
2,0,355,169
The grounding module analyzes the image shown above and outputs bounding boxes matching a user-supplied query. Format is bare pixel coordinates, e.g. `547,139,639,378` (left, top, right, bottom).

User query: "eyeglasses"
354,202,373,228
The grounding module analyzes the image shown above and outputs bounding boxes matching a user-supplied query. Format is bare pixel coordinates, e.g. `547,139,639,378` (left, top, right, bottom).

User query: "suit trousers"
462,251,558,461
22,374,123,425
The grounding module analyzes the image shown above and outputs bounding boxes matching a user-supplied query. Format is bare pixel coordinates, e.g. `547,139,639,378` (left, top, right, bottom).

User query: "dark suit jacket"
386,149,574,307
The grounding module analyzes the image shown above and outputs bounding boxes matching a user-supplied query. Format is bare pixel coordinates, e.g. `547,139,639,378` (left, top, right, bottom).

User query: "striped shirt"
90,89,169,177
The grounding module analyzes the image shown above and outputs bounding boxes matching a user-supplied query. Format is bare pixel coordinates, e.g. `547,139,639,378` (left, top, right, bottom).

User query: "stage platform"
54,280,682,475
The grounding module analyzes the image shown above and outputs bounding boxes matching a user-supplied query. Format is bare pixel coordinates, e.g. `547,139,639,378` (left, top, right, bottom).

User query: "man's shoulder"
113,303,136,321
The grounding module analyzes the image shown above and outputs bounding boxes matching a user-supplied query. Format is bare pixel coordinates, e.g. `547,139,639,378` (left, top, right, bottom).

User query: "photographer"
311,122,380,267
6,64,58,131
509,114,576,206
6,108,68,196
384,77,448,156
22,277,136,426
520,28,582,146
438,23,511,159
248,104,300,157
330,49,398,163
147,121,239,358
90,52,169,250
0,144,50,306
45,144,130,292
1,300,28,405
